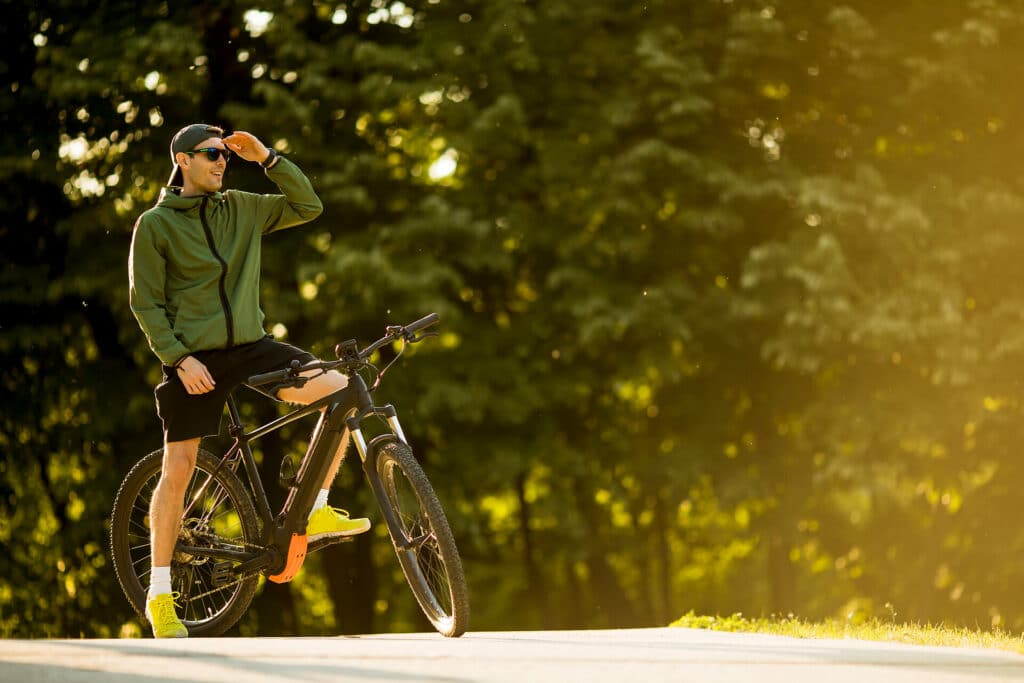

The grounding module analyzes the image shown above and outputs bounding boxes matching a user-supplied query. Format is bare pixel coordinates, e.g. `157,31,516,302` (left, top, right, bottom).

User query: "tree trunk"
253,581,297,635
653,490,673,625
515,470,548,628
767,531,795,615
325,534,377,634
572,476,637,628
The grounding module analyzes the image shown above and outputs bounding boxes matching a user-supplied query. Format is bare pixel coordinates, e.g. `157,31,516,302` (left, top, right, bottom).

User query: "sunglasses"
185,147,232,162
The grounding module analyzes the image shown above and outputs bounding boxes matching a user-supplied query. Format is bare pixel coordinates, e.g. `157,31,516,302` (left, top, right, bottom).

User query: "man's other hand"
176,356,216,395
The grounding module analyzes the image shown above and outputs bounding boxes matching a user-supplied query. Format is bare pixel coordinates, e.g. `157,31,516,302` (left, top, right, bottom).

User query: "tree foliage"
6,0,1024,636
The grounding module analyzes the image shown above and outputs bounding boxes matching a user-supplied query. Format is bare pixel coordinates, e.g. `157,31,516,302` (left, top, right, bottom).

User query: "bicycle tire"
374,438,469,637
110,448,261,637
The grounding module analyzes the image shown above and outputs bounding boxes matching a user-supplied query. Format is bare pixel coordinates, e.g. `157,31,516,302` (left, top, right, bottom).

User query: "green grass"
671,611,1024,654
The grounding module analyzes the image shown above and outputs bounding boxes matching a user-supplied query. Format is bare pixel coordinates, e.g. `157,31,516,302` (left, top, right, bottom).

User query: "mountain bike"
110,313,469,637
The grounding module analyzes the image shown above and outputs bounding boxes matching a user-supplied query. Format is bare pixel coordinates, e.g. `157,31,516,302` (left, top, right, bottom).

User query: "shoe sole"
308,522,371,542
146,618,188,639
146,605,188,639
151,630,189,638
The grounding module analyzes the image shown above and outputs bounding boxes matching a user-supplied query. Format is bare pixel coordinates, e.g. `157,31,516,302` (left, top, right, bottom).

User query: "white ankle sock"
310,489,330,518
149,566,172,599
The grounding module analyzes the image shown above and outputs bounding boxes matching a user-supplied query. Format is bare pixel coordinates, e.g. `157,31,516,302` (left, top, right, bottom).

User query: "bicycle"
110,313,469,637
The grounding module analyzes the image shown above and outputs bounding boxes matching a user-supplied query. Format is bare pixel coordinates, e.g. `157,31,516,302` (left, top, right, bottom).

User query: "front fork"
349,408,408,462
348,406,424,553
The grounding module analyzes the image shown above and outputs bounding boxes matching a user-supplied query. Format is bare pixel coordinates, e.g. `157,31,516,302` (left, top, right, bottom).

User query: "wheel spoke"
131,553,151,572
128,519,150,536
419,546,452,610
129,541,150,553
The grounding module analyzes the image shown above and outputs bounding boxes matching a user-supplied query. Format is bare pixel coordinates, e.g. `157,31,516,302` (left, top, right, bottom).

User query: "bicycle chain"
176,531,358,605
177,535,267,605
182,570,259,604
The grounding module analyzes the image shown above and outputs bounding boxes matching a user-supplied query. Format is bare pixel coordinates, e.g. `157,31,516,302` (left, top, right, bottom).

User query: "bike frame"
175,370,416,581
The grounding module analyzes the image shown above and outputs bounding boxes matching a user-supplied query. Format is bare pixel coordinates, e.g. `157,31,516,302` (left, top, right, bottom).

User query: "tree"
9,0,1024,637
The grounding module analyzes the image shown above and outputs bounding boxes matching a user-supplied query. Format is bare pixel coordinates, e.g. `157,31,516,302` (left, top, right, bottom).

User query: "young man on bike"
128,123,370,638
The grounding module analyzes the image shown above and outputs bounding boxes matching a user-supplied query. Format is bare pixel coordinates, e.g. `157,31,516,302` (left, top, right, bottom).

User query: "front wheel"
375,439,469,637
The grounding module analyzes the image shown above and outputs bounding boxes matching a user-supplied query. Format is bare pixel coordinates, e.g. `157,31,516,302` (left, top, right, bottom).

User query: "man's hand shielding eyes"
176,356,216,395
223,131,272,165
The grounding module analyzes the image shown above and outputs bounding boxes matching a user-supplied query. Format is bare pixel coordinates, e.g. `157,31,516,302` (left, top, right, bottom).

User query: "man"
128,123,369,638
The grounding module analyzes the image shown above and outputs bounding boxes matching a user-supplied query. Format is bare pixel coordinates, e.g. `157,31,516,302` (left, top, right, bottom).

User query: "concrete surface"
2,627,1024,682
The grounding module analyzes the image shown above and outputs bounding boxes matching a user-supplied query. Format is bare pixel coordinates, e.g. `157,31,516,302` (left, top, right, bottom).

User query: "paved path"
2,627,1023,682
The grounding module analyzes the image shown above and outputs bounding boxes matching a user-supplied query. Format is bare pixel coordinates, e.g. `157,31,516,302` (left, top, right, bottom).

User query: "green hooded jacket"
128,157,323,366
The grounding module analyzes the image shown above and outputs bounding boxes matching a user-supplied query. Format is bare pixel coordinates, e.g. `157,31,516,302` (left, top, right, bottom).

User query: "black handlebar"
246,314,440,388
247,359,302,388
246,368,289,387
364,313,440,359
404,312,440,336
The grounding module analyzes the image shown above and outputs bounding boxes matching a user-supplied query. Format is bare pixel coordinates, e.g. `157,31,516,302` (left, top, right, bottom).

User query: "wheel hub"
174,518,211,565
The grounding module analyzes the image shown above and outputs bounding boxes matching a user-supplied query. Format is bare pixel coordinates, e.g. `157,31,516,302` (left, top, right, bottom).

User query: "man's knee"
314,371,350,410
317,371,349,396
161,438,200,488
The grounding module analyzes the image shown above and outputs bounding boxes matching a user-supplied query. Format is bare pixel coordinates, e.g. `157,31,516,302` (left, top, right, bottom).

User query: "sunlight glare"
428,149,458,180
244,10,274,37
59,136,90,163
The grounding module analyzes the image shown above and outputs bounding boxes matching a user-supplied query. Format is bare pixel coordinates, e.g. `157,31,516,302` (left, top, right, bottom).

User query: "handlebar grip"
405,312,440,335
247,368,289,387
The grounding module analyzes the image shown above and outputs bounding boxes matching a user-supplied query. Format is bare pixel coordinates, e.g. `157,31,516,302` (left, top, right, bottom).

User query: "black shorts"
155,335,316,442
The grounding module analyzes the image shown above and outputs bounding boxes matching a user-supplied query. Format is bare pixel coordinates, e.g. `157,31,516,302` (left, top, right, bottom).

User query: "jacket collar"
156,188,226,213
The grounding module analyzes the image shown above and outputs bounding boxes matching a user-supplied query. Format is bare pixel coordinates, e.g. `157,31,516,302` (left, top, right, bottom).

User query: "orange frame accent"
268,533,308,584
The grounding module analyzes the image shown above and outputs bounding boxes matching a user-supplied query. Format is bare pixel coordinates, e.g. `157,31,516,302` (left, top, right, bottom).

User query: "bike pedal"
210,561,235,587
307,535,355,553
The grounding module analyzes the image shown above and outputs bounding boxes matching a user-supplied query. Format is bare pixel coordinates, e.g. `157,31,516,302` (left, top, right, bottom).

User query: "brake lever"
409,331,440,343
285,359,312,388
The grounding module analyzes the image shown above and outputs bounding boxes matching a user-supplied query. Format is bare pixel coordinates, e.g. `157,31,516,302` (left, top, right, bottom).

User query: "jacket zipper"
199,196,235,348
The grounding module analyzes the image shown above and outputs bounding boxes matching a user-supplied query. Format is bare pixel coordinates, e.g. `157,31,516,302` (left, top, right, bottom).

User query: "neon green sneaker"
145,592,188,638
308,506,371,541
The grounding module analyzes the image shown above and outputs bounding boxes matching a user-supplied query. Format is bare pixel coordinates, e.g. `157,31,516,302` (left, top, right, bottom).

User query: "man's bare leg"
322,428,351,488
145,437,198,638
150,438,200,571
278,370,369,536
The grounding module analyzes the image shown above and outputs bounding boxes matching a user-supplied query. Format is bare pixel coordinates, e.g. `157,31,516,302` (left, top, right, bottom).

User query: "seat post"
226,393,245,438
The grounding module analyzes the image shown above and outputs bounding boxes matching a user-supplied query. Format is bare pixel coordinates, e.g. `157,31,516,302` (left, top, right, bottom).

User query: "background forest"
5,0,1024,637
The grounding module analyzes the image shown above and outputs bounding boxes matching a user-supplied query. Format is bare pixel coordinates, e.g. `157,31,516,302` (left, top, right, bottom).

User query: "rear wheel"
110,449,261,636
375,439,470,637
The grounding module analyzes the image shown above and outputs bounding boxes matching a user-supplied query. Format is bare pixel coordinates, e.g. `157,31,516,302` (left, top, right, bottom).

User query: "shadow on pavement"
0,662,191,683
7,639,471,683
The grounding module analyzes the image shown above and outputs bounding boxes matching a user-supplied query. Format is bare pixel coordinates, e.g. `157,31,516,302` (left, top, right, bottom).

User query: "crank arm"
174,544,258,563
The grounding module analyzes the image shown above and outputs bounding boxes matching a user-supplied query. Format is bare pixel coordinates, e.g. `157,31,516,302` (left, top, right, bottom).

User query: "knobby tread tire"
110,448,261,637
374,439,470,637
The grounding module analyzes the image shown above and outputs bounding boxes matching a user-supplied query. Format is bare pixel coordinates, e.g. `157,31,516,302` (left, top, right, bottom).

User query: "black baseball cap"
166,123,225,187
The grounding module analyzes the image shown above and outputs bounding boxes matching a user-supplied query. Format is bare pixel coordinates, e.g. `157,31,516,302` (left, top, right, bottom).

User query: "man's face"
178,136,229,193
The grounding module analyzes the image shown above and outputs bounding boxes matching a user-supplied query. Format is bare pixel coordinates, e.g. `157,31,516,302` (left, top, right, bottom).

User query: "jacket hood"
156,188,226,213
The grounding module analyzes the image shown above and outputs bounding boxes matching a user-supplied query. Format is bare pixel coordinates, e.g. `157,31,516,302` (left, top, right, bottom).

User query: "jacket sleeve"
255,156,324,234
128,218,191,366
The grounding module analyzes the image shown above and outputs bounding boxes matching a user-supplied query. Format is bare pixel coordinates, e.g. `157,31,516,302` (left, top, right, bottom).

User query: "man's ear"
175,151,190,172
